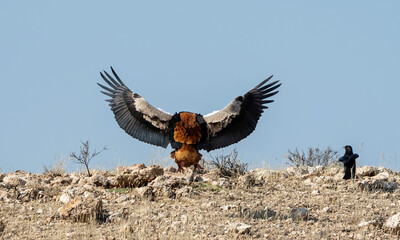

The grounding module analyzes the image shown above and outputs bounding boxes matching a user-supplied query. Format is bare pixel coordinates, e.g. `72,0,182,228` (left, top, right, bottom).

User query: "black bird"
339,145,359,180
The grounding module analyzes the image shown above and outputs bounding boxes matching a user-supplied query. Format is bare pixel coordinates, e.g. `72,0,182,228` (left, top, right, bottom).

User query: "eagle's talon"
194,164,203,170
177,166,184,173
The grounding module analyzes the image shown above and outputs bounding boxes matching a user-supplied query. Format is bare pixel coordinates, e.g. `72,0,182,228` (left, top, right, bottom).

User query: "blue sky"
1,1,399,173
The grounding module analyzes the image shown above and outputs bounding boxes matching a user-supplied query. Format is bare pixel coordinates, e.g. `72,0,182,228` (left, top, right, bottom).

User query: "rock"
116,164,164,188
164,166,177,173
193,175,203,182
324,163,342,176
229,223,251,234
0,173,5,182
303,178,312,185
359,219,373,228
148,175,187,199
108,207,129,222
18,188,41,202
106,177,118,188
56,197,103,222
373,172,390,181
201,169,221,182
137,186,155,201
357,166,379,177
321,207,331,213
0,220,5,233
290,208,309,221
287,166,309,175
314,176,334,184
70,173,81,185
3,174,27,188
221,204,236,211
51,176,72,186
91,173,108,187
175,186,197,198
123,223,134,234
237,224,251,234
358,180,398,192
59,193,72,204
307,166,324,174
83,191,95,199
218,178,231,188
239,174,256,188
311,190,320,196
115,195,129,203
384,212,400,235
241,208,276,219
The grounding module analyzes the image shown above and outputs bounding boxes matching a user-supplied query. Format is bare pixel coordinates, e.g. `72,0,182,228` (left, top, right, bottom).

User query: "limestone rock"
56,197,103,222
384,212,400,235
91,173,108,187
3,174,27,188
240,208,276,220
229,223,251,234
175,186,197,198
290,208,309,220
18,188,42,202
358,180,398,192
59,193,72,204
116,164,164,188
0,219,5,233
51,176,72,186
357,166,379,177
373,172,390,181
287,166,309,175
108,207,129,222
137,186,155,201
164,166,177,173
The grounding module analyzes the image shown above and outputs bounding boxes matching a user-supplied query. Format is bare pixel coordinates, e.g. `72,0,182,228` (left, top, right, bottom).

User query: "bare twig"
70,140,107,177
287,146,337,167
207,148,248,178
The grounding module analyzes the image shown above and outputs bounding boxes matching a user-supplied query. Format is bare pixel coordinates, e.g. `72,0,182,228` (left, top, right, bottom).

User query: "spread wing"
202,76,281,151
98,67,173,148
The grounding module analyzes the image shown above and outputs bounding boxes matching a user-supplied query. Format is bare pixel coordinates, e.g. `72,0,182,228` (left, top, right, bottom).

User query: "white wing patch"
133,95,172,130
203,99,242,136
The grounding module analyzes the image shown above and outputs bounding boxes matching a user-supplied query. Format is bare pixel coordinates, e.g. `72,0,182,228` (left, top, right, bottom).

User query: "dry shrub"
207,148,248,178
43,155,67,176
287,146,338,167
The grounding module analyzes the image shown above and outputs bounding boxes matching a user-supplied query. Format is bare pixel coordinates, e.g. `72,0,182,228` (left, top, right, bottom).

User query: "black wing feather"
202,76,281,151
98,67,172,148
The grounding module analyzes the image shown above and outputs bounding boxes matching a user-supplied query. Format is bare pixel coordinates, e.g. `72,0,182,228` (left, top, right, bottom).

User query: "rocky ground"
0,163,400,240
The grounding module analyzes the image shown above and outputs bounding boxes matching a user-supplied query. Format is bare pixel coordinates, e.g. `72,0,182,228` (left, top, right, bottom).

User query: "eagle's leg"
193,152,203,171
194,164,203,170
177,165,185,173
171,150,185,173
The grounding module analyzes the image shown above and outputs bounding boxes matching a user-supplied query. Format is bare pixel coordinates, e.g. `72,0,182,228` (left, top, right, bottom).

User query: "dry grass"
43,155,68,176
1,166,399,239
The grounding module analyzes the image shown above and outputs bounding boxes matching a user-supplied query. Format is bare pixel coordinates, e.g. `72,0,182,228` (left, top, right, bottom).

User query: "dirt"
0,165,399,239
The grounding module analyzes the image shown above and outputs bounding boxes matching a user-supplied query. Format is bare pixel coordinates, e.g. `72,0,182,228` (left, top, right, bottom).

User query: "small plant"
207,147,248,178
70,140,107,177
286,146,338,167
43,155,67,176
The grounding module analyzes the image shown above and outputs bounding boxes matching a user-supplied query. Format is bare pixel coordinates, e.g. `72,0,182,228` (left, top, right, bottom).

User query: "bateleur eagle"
98,67,281,172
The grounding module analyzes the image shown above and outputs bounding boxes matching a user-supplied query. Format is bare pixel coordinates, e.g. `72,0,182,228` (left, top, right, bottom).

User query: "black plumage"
339,145,359,180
